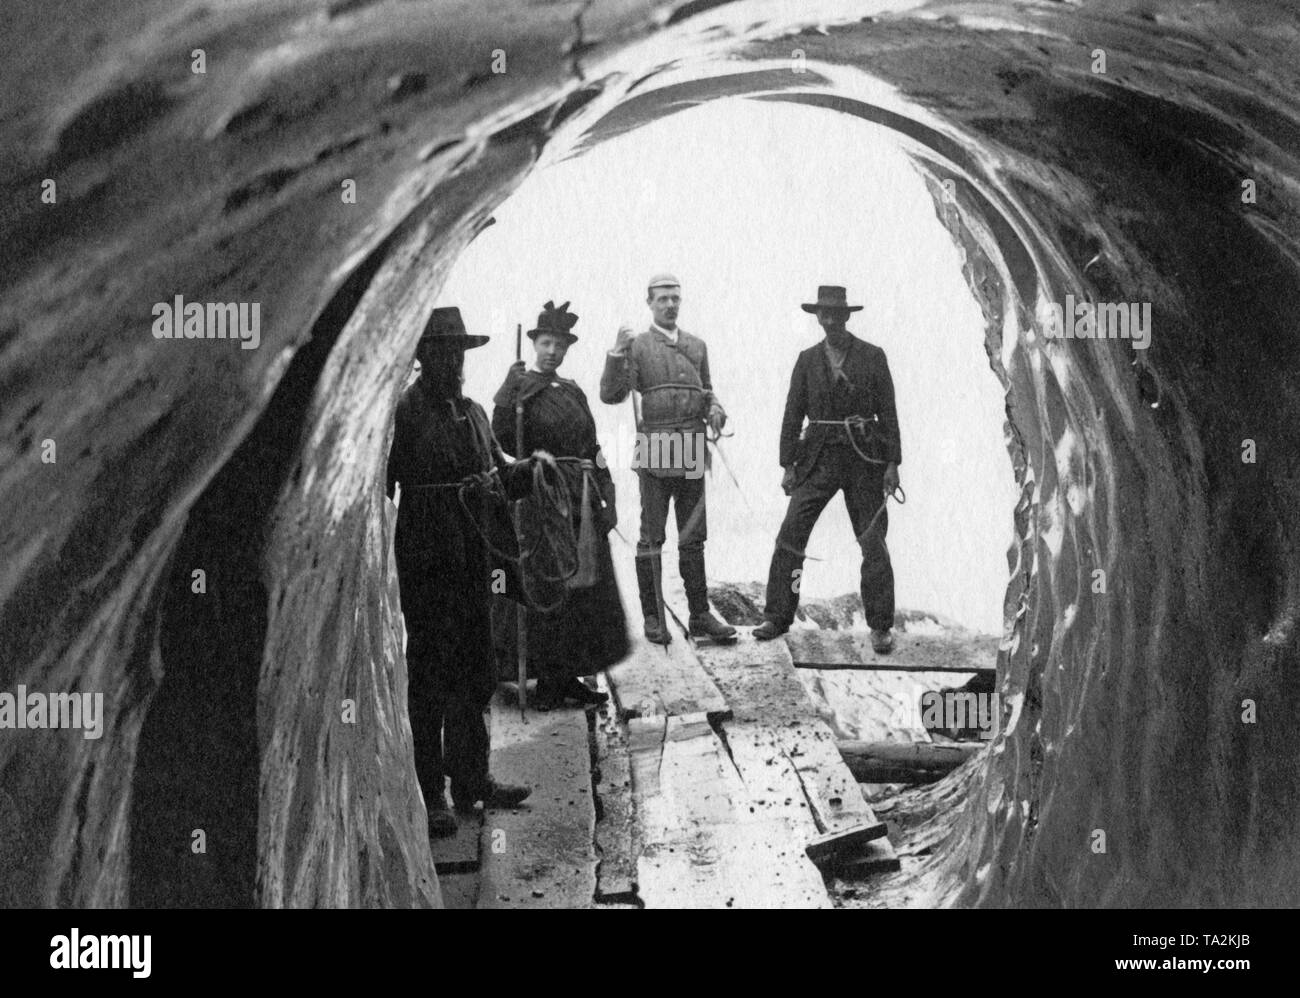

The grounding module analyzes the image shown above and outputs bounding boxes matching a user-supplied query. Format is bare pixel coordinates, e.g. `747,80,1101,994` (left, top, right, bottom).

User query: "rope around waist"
640,381,704,394
804,415,892,465
405,471,498,491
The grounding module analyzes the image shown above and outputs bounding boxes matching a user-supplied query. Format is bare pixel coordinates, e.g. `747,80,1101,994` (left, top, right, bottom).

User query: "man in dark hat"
753,286,902,653
600,273,737,646
385,306,533,837
491,301,628,710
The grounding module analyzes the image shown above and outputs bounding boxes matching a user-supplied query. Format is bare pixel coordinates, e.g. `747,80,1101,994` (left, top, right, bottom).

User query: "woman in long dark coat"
491,301,629,709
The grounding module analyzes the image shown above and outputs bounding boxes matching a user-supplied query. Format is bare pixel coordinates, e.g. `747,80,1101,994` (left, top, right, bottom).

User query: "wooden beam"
839,739,986,765
804,821,890,864
784,629,997,674
831,844,903,876
793,660,996,674
592,689,639,903
837,741,985,783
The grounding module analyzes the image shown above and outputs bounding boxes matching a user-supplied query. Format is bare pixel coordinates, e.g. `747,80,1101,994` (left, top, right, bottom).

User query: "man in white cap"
600,274,737,645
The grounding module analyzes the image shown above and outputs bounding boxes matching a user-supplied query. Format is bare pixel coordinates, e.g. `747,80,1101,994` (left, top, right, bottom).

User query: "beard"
420,353,465,398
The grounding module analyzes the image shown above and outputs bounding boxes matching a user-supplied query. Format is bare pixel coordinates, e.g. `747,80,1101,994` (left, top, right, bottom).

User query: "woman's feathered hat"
527,300,579,344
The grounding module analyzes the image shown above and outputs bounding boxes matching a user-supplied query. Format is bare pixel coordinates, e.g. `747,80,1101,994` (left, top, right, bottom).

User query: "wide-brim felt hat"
801,285,863,313
420,306,489,349
526,300,579,344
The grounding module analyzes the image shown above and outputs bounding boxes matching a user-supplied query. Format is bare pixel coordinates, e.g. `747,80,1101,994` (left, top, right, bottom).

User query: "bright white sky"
440,98,1016,635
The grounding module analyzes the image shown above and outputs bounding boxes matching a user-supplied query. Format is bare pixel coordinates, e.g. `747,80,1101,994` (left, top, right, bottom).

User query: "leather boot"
681,547,737,641
635,550,660,620
452,778,531,813
752,620,788,641
690,612,737,641
636,550,671,644
643,615,671,645
427,804,458,838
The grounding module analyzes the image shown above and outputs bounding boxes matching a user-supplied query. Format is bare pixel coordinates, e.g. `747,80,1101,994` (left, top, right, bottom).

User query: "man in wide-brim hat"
385,305,535,837
799,285,865,315
753,286,902,654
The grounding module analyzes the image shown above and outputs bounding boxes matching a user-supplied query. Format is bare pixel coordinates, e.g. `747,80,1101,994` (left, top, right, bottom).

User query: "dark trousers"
405,620,493,806
763,449,895,631
636,470,710,616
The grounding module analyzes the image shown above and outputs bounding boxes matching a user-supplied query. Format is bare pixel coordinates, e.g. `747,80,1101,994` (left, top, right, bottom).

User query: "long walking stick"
515,322,528,714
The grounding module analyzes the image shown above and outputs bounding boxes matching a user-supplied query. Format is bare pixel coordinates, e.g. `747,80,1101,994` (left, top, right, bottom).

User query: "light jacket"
600,324,724,478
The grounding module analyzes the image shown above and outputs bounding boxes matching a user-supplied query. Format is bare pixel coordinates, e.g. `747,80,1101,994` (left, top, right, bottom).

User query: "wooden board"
722,723,820,829
837,739,985,783
805,824,889,863
436,872,481,909
725,722,886,862
784,629,997,674
606,554,730,721
781,720,886,838
691,626,818,726
693,635,899,878
477,690,597,909
831,841,903,877
428,808,482,875
628,712,830,908
592,690,639,902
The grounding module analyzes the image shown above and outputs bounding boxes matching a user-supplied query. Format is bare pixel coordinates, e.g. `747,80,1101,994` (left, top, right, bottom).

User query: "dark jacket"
489,368,628,676
491,369,616,531
779,334,901,485
384,379,530,695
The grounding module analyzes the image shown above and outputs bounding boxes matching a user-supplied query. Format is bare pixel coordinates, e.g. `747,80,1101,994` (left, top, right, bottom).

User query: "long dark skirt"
492,523,628,681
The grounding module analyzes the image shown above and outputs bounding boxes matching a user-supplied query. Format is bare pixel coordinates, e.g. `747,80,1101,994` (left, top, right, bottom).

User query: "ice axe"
514,321,528,714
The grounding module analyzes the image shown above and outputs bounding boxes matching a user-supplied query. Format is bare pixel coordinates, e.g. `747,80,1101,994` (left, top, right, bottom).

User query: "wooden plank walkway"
477,689,597,909
592,686,639,903
477,549,905,906
629,713,831,908
605,553,729,720
693,628,900,875
784,628,997,674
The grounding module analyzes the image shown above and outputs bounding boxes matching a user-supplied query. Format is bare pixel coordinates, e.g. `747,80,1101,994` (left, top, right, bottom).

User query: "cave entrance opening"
438,94,1019,744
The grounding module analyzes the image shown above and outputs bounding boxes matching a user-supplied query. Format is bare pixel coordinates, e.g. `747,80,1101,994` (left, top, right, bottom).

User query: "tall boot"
635,549,670,645
680,547,736,641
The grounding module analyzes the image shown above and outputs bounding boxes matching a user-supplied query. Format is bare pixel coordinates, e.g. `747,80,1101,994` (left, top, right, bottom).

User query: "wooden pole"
836,739,984,783
515,322,527,714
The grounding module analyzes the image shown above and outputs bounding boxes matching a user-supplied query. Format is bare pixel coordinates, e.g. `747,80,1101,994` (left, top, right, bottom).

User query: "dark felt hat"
527,300,579,344
419,306,489,349
801,285,863,314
